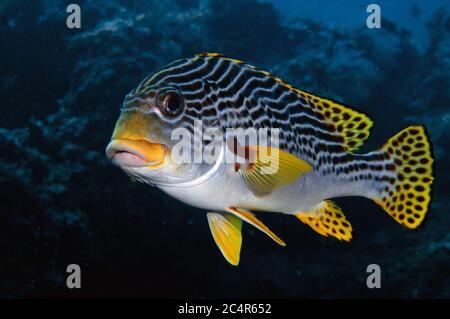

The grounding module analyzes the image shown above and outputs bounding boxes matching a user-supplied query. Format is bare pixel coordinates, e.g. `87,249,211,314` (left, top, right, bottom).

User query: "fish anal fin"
207,212,243,266
296,214,329,237
295,201,353,242
236,145,312,196
227,207,286,246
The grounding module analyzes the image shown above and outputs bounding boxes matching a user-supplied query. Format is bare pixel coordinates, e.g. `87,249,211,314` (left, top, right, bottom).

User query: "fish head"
106,72,222,186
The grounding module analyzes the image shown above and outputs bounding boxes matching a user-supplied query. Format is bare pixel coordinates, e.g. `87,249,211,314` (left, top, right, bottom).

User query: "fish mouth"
106,138,167,168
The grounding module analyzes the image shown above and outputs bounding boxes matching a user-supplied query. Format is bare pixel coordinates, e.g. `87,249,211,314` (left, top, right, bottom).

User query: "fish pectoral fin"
207,212,243,266
295,201,353,242
227,207,286,246
236,145,312,196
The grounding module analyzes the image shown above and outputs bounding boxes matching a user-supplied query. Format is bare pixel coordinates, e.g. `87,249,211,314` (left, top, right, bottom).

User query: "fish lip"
106,138,166,168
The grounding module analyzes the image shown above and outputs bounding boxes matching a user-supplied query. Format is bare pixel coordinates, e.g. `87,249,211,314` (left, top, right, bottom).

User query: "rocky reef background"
0,0,449,298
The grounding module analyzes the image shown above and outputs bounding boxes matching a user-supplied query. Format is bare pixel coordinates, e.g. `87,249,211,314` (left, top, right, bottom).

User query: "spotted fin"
227,207,286,246
195,52,373,152
266,81,374,152
236,145,312,196
295,201,353,242
207,212,243,266
246,69,374,152
372,125,434,229
294,91,373,152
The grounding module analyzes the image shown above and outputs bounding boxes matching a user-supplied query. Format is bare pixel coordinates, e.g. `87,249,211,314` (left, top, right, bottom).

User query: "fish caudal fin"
372,125,434,229
295,201,353,242
207,212,243,266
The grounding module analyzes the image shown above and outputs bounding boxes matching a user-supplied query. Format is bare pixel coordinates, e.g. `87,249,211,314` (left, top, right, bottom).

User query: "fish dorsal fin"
228,142,312,196
295,201,353,242
196,52,246,64
207,212,243,266
227,207,286,246
295,91,373,152
196,52,373,152
254,69,374,152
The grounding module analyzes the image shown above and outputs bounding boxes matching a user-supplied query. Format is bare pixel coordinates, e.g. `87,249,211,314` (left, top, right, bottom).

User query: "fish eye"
158,90,184,117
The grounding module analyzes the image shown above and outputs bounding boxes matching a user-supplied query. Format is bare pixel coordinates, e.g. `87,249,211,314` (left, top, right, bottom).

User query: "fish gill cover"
0,0,449,298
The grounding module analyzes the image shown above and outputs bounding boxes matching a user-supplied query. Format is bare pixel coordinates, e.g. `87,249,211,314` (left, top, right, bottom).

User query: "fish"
106,52,434,266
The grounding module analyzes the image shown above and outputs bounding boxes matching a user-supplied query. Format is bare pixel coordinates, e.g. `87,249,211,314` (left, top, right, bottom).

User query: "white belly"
157,155,375,215
158,163,330,214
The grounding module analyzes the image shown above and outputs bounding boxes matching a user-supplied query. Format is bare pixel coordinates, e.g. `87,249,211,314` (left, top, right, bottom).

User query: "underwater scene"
0,0,449,299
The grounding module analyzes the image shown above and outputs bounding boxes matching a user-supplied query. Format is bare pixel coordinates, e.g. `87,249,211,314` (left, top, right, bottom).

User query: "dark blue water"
0,0,448,298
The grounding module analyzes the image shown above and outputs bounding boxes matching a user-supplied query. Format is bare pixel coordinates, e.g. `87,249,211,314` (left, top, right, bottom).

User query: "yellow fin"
293,91,374,152
373,125,434,229
295,201,353,242
196,52,245,64
237,146,312,196
255,76,374,152
207,212,243,266
196,53,372,152
196,52,373,152
227,207,286,246
196,52,224,57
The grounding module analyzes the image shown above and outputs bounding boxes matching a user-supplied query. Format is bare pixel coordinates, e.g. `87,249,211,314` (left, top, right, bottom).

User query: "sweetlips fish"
106,52,434,266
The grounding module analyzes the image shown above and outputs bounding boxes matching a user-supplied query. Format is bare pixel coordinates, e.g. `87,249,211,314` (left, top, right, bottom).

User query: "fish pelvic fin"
371,125,434,229
227,207,286,246
295,201,353,242
207,212,243,266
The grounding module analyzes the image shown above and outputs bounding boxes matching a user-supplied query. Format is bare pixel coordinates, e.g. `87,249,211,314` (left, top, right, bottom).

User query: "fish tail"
370,125,434,229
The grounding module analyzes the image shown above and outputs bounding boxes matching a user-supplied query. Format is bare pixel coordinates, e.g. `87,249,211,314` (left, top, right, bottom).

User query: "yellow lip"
106,138,167,168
